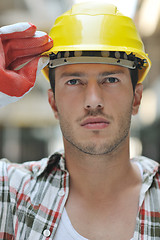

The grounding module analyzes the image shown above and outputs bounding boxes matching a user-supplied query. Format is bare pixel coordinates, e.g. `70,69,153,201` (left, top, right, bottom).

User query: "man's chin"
71,143,117,156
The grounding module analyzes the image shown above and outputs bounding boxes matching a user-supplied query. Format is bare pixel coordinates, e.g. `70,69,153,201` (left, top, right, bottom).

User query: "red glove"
0,22,53,107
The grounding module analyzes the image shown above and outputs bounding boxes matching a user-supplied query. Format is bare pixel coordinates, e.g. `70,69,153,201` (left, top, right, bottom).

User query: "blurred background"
0,0,160,163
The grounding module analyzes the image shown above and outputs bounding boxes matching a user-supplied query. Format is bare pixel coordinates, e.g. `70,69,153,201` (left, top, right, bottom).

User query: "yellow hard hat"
42,2,151,83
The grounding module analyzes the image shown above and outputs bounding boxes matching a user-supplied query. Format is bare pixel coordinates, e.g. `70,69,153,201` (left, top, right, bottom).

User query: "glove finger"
9,55,49,72
0,56,49,107
0,39,5,68
9,55,38,70
0,56,41,97
4,31,50,51
15,56,49,78
6,37,53,68
0,22,36,41
0,68,35,97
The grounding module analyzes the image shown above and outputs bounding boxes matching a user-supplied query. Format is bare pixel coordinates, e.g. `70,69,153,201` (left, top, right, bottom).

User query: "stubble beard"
57,103,133,156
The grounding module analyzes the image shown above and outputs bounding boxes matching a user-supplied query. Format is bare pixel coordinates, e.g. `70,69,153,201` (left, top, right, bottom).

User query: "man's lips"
80,117,110,129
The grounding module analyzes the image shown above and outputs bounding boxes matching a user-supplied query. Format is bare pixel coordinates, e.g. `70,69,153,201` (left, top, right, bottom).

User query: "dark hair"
49,68,56,93
129,68,139,92
49,67,139,93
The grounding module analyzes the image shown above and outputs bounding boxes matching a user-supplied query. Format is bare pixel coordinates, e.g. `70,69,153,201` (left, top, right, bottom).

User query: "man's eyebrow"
59,70,126,78
59,72,86,78
100,70,126,77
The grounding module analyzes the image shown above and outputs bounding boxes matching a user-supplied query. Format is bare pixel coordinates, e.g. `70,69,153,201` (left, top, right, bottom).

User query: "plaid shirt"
0,154,159,240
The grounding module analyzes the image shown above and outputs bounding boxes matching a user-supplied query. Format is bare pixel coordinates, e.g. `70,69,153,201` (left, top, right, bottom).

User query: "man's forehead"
55,63,130,78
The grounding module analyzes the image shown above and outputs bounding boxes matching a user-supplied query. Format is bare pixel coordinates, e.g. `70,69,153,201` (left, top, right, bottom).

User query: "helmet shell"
42,2,151,83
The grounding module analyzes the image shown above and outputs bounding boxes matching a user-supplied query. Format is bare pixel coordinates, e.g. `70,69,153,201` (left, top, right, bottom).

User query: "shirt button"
43,229,51,237
58,189,65,196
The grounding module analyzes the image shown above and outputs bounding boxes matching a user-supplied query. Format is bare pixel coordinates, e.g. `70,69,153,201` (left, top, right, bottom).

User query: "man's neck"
64,137,141,202
63,138,142,240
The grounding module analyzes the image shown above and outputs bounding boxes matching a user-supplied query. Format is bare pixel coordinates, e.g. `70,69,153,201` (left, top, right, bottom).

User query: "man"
0,2,159,240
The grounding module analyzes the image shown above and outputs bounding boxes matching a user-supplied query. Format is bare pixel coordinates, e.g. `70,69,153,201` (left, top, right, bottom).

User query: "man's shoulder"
0,152,64,179
0,152,65,194
0,157,48,176
133,156,160,199
132,156,160,175
132,156,160,188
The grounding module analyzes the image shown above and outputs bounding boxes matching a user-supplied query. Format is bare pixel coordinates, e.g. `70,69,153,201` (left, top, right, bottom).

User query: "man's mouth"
80,117,110,130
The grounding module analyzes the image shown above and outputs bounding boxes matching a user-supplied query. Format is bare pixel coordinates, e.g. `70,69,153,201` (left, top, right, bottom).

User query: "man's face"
48,63,142,155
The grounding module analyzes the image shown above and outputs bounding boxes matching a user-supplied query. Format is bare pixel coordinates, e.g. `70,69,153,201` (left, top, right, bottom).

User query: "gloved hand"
0,22,53,107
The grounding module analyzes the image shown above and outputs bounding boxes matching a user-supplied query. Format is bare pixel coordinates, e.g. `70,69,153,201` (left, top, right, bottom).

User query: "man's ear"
132,83,143,115
48,89,59,119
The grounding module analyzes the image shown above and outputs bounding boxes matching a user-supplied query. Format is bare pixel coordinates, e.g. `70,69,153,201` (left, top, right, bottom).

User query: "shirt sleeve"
0,159,15,238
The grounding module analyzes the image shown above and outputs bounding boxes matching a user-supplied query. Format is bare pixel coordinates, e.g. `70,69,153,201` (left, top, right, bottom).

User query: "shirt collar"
36,151,67,177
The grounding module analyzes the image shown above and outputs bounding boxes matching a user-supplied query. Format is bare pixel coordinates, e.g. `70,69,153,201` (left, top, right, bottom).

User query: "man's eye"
103,77,119,83
67,79,80,85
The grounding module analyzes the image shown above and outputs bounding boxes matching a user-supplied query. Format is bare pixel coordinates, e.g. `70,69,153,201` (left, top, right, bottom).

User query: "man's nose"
84,80,104,110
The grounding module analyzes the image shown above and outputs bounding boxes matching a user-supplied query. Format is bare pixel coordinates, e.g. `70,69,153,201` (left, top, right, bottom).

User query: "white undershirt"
54,208,134,240
54,162,143,240
54,207,88,240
